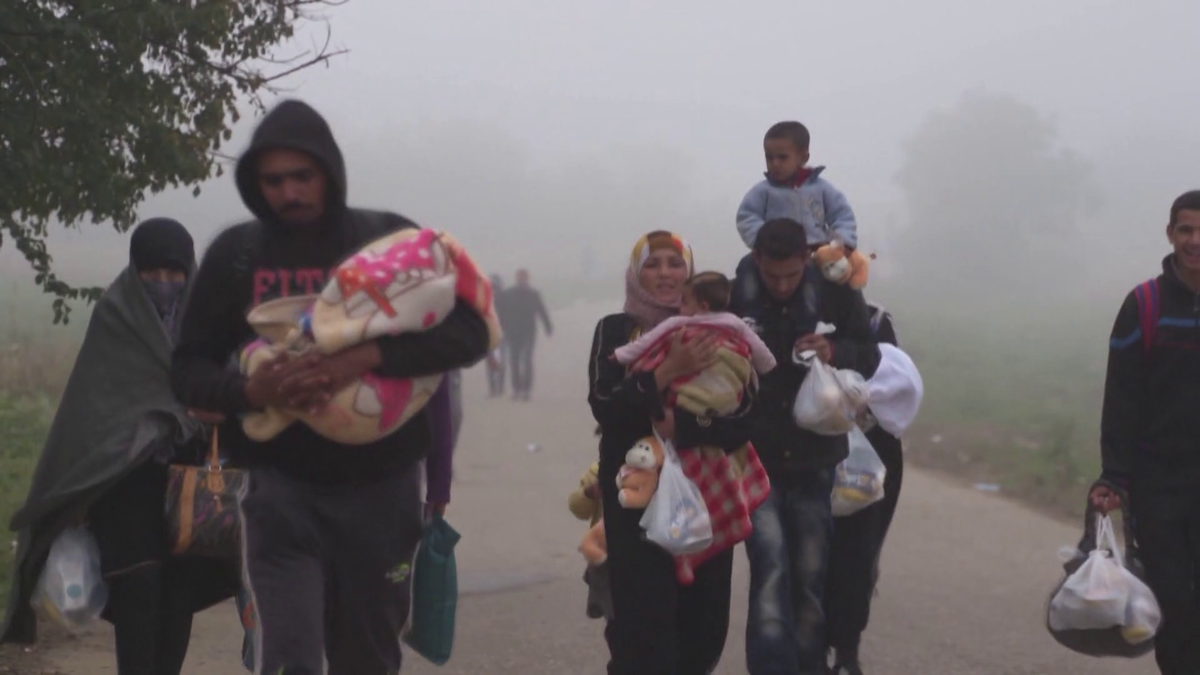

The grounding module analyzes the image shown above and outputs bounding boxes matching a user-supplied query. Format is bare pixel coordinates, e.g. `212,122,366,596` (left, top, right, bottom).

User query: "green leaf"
1,1,350,323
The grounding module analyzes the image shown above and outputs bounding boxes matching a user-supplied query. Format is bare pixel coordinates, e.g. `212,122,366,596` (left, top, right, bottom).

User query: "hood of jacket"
764,165,827,188
234,99,348,231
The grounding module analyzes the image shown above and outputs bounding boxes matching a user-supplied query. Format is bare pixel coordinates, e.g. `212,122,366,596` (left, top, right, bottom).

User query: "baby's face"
680,289,701,316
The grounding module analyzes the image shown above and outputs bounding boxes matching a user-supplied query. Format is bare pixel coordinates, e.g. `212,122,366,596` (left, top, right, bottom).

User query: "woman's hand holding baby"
654,332,720,391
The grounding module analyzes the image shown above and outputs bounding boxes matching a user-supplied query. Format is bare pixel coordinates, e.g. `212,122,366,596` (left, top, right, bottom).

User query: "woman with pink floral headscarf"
588,231,757,675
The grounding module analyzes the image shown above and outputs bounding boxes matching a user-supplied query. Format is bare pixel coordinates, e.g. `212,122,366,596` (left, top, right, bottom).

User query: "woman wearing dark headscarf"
2,218,240,675
588,231,756,675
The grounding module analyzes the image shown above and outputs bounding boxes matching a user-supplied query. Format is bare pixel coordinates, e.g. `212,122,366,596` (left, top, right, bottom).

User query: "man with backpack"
1090,189,1200,675
730,218,880,675
171,99,489,674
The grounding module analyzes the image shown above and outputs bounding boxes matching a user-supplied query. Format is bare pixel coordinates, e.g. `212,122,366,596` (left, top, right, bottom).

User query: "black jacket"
868,302,898,348
587,313,755,486
171,100,489,485
498,285,552,342
1101,255,1200,488
730,262,881,484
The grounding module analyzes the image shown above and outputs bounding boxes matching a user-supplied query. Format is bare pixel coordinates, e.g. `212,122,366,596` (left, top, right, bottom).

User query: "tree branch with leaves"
0,0,349,322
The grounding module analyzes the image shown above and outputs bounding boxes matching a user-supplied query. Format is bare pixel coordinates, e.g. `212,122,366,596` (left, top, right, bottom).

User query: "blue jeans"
745,467,836,675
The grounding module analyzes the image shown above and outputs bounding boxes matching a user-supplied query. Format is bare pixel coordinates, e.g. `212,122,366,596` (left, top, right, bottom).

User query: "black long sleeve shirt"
731,263,882,483
1100,256,1200,489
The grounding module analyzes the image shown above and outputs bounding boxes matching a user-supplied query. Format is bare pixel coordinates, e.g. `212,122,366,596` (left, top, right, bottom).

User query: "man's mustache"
280,202,314,214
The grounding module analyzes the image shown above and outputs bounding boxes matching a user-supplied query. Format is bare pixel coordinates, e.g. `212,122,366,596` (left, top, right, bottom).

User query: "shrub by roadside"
0,395,54,609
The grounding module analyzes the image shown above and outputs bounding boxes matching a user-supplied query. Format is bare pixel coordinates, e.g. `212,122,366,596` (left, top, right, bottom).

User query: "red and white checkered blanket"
674,443,771,585
615,318,773,583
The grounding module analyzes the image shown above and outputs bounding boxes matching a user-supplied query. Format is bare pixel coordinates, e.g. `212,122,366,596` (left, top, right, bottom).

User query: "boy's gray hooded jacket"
736,166,857,249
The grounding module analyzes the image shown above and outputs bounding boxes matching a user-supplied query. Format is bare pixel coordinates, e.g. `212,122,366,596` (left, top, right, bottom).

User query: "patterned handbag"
164,426,247,559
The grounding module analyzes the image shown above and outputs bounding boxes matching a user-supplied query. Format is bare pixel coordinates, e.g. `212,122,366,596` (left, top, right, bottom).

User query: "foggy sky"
4,0,1198,296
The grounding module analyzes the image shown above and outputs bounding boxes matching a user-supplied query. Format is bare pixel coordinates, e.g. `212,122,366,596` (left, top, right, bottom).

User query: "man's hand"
279,343,383,414
1090,484,1122,514
245,352,323,410
424,502,447,521
795,333,833,364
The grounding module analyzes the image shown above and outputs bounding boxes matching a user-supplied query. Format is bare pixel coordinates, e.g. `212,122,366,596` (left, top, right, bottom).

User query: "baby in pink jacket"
614,272,775,418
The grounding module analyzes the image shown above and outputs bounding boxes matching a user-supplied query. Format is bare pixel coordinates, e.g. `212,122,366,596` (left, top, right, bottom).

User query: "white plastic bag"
865,344,924,437
1120,572,1161,644
832,425,887,517
1048,516,1131,631
793,360,862,436
33,526,108,632
639,437,712,555
835,369,870,413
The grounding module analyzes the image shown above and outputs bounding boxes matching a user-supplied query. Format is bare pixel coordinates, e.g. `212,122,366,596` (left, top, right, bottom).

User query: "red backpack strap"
1133,278,1161,356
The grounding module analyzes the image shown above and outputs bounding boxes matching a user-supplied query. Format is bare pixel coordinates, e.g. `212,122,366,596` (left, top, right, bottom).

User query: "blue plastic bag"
403,514,461,665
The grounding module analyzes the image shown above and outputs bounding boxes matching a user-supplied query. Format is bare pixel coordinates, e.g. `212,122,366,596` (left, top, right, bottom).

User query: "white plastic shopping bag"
1048,516,1131,631
831,425,887,517
793,359,864,436
33,526,108,632
832,425,886,516
1120,572,1161,645
639,436,713,555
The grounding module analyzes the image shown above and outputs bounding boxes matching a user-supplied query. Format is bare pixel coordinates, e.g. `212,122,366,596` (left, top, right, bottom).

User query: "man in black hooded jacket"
171,99,488,674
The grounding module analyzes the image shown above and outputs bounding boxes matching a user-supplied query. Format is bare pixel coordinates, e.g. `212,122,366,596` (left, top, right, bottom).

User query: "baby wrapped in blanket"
613,272,775,583
239,227,501,445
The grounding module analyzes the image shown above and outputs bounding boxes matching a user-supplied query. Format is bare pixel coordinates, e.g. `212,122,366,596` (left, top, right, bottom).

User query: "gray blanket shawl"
1,262,200,644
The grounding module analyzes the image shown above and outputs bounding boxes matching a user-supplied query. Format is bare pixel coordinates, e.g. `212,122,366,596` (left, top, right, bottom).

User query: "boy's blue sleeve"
822,180,858,249
736,182,769,248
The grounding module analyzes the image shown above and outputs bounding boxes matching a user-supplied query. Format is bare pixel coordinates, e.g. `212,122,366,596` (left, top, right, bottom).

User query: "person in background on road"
729,218,880,675
2,218,240,675
487,274,508,397
1091,189,1200,675
823,303,905,675
170,99,489,675
588,231,755,675
500,268,552,401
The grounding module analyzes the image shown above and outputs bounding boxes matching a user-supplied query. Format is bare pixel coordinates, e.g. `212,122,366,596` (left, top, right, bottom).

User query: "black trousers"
823,428,905,653
508,337,535,395
240,463,424,675
602,474,734,675
1129,483,1200,675
104,563,194,675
